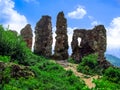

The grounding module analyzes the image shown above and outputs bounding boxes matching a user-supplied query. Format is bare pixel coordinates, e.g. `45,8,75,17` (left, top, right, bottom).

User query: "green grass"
77,54,101,75
92,77,120,89
0,58,87,90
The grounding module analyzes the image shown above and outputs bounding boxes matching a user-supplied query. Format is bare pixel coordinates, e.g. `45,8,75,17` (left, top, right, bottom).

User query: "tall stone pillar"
20,24,33,49
54,11,69,60
34,16,53,57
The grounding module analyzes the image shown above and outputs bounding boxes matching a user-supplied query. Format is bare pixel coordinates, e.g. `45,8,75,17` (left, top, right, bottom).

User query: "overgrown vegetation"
1,60,87,90
104,67,120,84
1,25,120,90
68,57,75,63
91,67,120,89
76,53,120,89
77,54,103,75
92,77,120,89
0,25,33,65
0,25,87,90
0,56,10,63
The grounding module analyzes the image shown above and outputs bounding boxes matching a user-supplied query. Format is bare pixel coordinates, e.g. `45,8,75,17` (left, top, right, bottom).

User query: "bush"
0,25,32,65
93,78,120,89
81,54,98,68
68,57,75,63
77,54,99,75
104,67,120,84
30,60,87,90
0,56,10,62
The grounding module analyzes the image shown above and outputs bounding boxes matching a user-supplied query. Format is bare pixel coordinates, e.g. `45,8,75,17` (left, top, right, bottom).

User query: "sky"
0,0,120,58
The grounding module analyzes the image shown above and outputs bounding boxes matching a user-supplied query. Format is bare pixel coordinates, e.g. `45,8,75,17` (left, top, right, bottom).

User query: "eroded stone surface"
54,12,69,60
34,16,53,57
71,25,110,67
20,24,33,49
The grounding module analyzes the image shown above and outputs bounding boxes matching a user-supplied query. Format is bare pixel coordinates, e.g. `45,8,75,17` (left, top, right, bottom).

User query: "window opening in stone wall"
77,37,81,47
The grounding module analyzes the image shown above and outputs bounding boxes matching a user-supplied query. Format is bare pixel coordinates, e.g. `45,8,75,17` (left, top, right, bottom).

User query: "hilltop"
1,11,120,89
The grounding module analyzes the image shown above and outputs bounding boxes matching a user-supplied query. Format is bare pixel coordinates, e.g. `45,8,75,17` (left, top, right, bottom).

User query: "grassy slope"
0,57,88,90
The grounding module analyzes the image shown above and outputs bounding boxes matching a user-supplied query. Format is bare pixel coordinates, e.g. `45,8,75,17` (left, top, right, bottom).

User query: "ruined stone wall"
71,25,107,65
34,16,53,57
20,24,33,49
54,12,69,60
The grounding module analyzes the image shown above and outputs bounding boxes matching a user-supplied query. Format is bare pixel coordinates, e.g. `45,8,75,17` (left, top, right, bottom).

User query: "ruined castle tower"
54,11,69,60
71,25,110,67
34,16,53,57
20,24,33,49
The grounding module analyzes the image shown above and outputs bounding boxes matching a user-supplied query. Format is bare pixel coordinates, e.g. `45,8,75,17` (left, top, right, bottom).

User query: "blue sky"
13,0,120,28
0,0,120,58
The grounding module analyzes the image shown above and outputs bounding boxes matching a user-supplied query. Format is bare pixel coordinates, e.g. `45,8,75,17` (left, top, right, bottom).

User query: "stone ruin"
34,16,53,58
54,12,69,60
19,11,110,68
20,24,33,49
71,25,110,68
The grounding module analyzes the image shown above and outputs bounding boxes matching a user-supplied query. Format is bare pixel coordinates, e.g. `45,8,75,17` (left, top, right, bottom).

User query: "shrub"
68,57,75,63
77,54,99,75
65,70,73,76
0,25,32,65
81,54,98,68
93,78,120,89
0,56,10,62
104,67,120,84
30,60,87,90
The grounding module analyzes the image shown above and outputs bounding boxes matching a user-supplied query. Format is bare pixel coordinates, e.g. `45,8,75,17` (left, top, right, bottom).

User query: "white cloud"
0,0,28,33
24,0,39,4
67,27,77,45
107,17,120,49
91,21,99,26
67,5,87,19
88,16,100,26
88,16,94,20
106,17,120,58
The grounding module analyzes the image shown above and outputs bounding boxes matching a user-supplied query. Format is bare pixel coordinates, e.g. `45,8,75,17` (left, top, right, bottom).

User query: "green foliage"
68,57,75,63
81,54,98,68
1,67,11,89
0,56,10,62
66,70,73,76
3,84,21,90
0,25,32,65
1,60,87,90
30,60,87,90
104,67,120,84
92,78,120,89
77,54,100,75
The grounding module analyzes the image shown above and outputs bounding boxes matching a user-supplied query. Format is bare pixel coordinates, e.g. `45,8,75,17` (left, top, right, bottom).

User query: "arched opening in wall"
77,37,81,47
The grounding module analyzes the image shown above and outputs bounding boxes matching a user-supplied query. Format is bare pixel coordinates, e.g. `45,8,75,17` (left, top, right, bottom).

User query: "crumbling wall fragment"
20,24,33,49
71,25,110,67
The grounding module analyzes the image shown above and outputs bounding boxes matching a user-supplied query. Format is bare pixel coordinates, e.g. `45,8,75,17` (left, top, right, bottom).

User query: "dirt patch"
56,60,99,89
